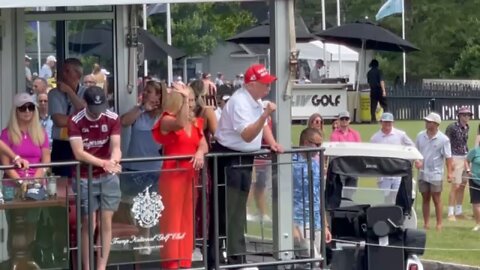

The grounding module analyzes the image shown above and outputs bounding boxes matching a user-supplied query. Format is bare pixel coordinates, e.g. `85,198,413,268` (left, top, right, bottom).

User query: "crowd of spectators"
6,57,480,270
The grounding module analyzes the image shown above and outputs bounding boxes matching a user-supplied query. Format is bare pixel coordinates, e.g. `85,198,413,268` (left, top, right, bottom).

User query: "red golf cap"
244,64,277,84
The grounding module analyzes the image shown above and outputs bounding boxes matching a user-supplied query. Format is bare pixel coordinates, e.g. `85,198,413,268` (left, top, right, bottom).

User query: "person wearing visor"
68,86,122,270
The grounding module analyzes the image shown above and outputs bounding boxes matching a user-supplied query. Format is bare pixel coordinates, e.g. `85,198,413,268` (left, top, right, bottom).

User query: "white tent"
297,41,359,83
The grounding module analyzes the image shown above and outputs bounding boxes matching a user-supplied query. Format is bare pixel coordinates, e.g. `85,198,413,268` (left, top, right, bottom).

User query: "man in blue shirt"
293,127,331,257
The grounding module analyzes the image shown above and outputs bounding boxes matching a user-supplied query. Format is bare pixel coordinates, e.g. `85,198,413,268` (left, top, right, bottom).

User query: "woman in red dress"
152,83,209,269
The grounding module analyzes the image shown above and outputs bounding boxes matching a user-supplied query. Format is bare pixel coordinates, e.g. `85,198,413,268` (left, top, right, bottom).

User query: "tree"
149,3,256,56
296,0,480,81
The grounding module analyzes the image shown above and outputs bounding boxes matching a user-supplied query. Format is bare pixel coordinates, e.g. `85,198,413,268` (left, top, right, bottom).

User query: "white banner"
0,0,261,8
291,84,348,120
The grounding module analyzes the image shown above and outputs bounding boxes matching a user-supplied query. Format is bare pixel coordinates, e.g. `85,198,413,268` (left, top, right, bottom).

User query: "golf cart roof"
322,142,423,160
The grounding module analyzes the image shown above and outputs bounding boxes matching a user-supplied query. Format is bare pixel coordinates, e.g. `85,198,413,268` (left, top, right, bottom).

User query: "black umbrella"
314,21,419,52
69,24,186,60
137,28,186,60
226,17,315,44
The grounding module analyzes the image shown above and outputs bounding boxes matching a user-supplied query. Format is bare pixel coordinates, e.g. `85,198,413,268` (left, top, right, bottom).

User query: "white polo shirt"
371,127,415,184
215,87,265,152
370,127,414,146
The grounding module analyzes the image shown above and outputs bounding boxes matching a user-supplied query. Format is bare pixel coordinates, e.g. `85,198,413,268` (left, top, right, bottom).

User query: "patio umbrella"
313,21,419,52
314,21,419,120
69,24,186,60
226,17,315,44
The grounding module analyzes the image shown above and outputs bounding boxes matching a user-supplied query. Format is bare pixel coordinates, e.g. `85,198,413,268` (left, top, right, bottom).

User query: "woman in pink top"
1,93,50,186
0,93,50,269
329,111,361,142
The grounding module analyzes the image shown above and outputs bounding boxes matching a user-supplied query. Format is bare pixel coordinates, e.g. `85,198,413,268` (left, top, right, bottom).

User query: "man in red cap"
445,106,473,221
209,64,283,269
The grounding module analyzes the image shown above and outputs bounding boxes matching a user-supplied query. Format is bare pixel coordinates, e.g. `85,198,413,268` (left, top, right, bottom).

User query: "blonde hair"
7,105,45,146
164,86,194,115
145,80,168,111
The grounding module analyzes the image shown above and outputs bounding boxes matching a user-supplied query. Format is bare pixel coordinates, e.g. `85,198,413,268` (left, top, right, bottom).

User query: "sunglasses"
339,117,350,121
312,119,322,124
308,139,322,147
17,103,36,112
39,100,48,103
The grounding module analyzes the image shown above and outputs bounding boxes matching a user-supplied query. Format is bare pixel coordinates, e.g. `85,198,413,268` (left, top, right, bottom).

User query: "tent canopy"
297,41,358,61
0,0,261,8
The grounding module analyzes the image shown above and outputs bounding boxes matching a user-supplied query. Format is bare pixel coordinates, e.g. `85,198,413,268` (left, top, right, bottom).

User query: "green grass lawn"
248,120,480,267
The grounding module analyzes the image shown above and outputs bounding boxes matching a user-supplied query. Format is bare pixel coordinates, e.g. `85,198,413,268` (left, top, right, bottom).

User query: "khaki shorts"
452,157,467,184
418,180,442,193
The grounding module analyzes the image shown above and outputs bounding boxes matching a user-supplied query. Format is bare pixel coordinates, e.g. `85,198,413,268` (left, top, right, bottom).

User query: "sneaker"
247,213,259,222
261,214,272,223
472,225,480,231
447,215,456,222
192,248,203,261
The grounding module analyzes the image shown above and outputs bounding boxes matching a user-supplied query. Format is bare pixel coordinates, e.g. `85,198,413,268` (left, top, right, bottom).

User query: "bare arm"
59,82,86,111
241,113,268,143
204,107,217,135
241,102,276,143
381,81,386,96
446,157,454,181
0,140,19,161
51,114,69,128
70,138,106,168
109,135,122,162
197,136,209,155
475,135,480,148
0,155,21,180
34,148,51,178
191,136,209,170
120,106,142,127
161,99,189,133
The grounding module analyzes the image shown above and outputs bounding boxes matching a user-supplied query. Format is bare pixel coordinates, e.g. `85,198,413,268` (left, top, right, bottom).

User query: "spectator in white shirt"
214,94,230,121
39,55,56,79
208,64,283,269
370,112,414,202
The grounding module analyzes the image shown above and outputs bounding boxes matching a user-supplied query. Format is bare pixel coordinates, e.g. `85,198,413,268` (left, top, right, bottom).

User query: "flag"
375,0,403,21
147,3,167,16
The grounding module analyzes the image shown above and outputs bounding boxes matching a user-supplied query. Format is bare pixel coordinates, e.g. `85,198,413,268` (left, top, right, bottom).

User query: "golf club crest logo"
131,185,164,228
94,95,102,104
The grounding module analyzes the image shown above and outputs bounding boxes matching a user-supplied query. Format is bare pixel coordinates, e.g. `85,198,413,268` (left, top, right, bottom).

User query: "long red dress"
152,112,204,269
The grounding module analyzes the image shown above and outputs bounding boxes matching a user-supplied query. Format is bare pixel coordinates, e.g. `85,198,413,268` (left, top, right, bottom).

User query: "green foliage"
450,41,480,78
24,25,36,48
149,3,256,56
296,0,480,81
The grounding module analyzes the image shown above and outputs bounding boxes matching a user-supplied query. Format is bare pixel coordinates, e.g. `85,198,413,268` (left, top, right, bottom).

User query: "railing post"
212,155,220,269
319,149,326,265
306,151,315,264
201,164,208,270
88,164,94,270
76,163,82,270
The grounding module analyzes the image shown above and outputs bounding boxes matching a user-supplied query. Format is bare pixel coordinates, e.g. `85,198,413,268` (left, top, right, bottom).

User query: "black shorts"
51,139,74,177
469,179,480,204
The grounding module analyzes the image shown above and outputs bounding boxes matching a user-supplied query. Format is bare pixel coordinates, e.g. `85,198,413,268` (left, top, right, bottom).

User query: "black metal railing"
0,148,325,270
386,82,480,120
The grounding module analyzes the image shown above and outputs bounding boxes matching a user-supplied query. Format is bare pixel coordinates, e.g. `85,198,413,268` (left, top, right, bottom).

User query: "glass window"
25,6,113,13
67,20,115,111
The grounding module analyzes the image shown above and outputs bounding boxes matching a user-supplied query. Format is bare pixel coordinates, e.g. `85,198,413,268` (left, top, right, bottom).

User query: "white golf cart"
323,142,425,270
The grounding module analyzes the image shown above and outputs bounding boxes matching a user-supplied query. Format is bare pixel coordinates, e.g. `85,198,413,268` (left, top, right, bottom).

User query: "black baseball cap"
84,86,107,114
